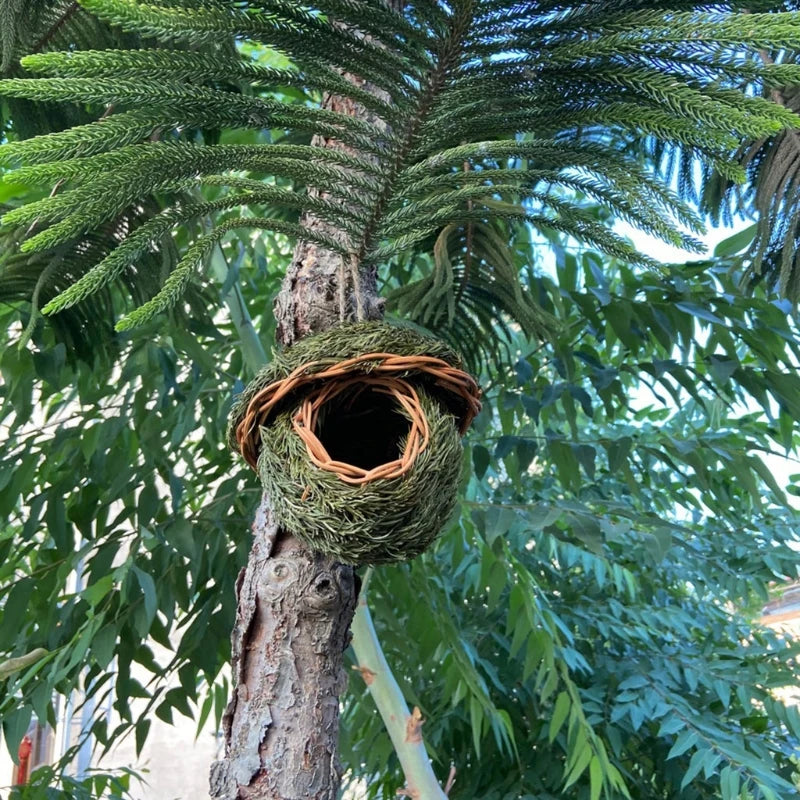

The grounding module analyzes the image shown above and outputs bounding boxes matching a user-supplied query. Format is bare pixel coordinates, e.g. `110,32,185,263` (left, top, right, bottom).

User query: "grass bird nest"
228,322,481,564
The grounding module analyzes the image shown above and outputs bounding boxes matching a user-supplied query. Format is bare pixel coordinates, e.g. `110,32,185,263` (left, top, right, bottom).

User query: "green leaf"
92,625,117,669
720,765,740,800
473,445,490,480
564,741,593,789
589,756,603,800
195,692,214,740
138,483,160,526
470,696,483,758
680,747,708,789
549,691,570,743
2,706,32,763
0,578,33,649
675,302,724,325
135,717,151,758
667,730,698,760
132,566,158,632
713,224,757,258
45,493,71,554
83,575,114,608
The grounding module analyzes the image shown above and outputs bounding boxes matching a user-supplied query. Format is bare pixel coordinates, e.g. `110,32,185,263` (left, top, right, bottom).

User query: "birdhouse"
229,322,481,564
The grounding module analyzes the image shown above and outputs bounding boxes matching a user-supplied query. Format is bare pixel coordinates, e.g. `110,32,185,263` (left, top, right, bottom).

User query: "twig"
0,648,49,679
444,765,457,795
32,1,80,53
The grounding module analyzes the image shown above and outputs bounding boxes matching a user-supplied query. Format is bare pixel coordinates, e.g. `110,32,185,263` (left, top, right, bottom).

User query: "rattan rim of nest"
235,351,482,478
293,375,429,485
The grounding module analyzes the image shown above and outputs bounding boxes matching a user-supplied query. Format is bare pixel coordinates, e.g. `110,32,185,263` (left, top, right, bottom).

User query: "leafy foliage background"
0,2,800,800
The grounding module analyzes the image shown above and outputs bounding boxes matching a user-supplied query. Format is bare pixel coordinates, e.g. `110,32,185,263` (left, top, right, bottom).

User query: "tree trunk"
209,223,381,798
210,6,403,794
209,95,386,800
209,499,358,800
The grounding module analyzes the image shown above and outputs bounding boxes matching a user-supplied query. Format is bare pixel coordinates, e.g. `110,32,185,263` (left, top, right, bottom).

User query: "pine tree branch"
356,1,474,264
32,1,80,54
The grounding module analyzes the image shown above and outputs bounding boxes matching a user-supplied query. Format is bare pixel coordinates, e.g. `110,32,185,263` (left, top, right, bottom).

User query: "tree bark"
273,95,386,347
209,501,358,800
210,219,379,798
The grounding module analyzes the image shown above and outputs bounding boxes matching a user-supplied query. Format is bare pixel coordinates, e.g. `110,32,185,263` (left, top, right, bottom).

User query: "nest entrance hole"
315,385,411,472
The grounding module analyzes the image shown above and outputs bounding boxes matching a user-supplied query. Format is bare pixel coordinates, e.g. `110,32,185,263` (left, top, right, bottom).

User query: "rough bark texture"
273,87,387,347
209,501,357,800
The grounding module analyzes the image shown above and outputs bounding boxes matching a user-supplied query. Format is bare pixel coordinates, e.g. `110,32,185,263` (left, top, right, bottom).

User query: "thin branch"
350,570,447,800
32,1,81,53
443,765,457,796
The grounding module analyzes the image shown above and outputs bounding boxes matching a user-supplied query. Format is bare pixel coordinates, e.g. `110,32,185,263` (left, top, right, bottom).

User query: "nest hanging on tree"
228,322,481,564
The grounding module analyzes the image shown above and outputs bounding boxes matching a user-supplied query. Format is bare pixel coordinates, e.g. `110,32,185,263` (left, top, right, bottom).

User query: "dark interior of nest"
314,385,411,470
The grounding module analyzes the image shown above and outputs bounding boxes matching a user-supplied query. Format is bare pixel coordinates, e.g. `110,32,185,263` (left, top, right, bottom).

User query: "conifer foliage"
703,64,800,302
2,1,800,346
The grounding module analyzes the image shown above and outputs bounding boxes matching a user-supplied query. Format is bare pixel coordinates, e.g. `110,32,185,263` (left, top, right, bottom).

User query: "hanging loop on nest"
227,322,482,564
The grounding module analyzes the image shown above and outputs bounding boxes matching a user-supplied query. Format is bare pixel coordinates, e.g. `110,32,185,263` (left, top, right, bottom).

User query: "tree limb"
351,573,447,800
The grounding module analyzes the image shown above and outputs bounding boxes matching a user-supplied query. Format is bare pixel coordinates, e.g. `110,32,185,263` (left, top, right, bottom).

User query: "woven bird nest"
228,322,481,564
